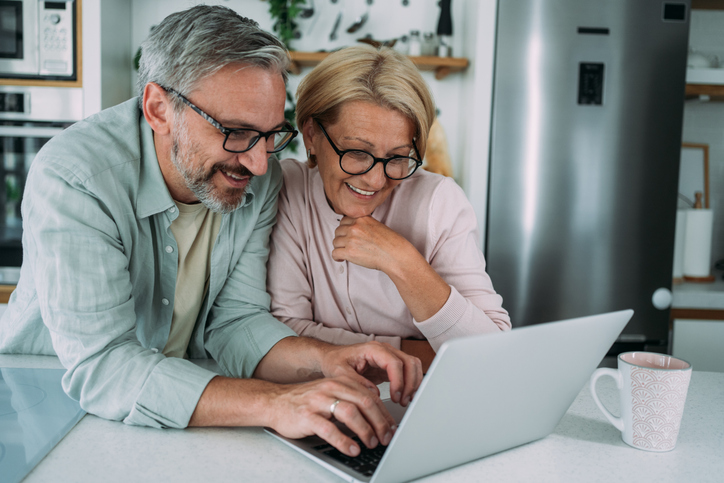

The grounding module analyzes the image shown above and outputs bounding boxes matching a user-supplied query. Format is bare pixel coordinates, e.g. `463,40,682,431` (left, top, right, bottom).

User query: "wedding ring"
329,399,341,418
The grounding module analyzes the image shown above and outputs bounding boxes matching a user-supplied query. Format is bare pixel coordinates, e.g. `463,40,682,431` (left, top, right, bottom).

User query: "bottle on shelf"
408,30,422,56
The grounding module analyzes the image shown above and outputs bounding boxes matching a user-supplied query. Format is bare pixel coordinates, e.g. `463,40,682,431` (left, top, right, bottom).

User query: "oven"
0,84,81,284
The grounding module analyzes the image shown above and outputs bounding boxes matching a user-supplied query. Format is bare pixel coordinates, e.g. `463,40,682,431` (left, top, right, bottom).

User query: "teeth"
346,183,375,196
223,170,243,180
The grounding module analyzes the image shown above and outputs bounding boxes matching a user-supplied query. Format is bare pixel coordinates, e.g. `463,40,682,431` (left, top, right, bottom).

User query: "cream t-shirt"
163,201,222,358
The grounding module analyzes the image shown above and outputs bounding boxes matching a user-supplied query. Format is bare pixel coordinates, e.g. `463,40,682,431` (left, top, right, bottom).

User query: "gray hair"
136,5,289,110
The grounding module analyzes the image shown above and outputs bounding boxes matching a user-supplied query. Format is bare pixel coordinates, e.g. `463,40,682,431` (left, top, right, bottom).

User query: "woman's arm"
331,177,511,351
332,215,450,322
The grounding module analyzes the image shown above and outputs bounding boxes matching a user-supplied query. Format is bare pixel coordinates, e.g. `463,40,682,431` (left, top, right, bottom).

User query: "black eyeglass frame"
315,120,423,181
162,86,298,154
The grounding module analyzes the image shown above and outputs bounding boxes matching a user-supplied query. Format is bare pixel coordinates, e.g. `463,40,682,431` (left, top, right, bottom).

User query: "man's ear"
143,83,173,136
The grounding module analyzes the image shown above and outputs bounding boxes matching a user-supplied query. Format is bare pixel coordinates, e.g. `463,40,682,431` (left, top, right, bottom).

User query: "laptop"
266,309,633,483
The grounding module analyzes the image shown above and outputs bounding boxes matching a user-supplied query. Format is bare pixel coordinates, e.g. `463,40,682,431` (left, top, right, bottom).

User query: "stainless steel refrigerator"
485,0,690,351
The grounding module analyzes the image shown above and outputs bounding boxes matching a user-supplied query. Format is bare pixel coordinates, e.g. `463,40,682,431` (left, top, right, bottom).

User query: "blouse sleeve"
413,177,511,351
266,162,402,349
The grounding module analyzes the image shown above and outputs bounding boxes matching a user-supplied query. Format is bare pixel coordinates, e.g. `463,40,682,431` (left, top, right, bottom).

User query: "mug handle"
589,368,624,432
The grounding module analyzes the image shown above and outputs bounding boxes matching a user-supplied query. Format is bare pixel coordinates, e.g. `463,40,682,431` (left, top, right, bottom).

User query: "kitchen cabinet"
288,52,469,80
671,280,724,372
672,318,724,371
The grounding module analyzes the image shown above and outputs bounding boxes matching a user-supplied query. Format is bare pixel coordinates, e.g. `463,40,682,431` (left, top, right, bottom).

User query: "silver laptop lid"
371,309,633,483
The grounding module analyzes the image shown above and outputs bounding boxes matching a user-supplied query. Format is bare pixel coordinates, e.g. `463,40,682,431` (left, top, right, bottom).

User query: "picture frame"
680,143,710,209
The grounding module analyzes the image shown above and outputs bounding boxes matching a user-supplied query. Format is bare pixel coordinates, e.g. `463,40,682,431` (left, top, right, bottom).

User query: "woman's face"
306,101,416,218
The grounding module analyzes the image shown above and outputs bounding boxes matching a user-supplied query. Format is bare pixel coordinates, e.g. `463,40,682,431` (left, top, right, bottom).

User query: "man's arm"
189,336,422,457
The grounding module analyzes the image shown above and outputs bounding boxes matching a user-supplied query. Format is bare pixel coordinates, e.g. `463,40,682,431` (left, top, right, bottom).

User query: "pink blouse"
267,159,511,351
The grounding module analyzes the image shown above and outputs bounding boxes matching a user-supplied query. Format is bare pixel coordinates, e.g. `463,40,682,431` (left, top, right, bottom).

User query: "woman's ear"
302,118,316,152
143,83,173,136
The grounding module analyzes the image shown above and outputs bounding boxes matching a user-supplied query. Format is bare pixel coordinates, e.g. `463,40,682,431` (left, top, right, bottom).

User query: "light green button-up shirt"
0,98,296,428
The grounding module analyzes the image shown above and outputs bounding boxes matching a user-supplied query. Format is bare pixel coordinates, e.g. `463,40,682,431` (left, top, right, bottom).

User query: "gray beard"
170,114,249,214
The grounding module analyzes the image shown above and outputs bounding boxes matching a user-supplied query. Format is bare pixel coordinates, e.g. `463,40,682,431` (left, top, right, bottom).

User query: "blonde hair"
296,46,436,166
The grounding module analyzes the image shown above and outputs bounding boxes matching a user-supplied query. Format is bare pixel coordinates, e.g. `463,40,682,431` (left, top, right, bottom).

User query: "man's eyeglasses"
316,120,422,181
163,86,298,154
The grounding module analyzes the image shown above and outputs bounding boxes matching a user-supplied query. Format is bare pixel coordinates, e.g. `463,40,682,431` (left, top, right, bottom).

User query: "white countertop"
672,278,724,311
2,354,723,483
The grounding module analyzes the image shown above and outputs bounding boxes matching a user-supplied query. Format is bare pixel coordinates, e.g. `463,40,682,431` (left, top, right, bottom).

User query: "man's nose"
238,138,269,176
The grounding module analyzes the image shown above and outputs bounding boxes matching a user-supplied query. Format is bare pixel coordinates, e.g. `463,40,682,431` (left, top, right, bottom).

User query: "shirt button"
346,307,352,315
169,206,177,213
162,298,170,306
165,246,174,253
339,265,344,274
151,348,159,353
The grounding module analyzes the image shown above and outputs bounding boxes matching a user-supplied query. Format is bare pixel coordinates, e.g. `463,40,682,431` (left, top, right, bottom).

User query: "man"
0,5,421,458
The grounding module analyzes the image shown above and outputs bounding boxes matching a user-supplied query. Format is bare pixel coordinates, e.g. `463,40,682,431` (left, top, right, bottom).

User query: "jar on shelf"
422,32,437,56
394,34,409,55
408,30,422,56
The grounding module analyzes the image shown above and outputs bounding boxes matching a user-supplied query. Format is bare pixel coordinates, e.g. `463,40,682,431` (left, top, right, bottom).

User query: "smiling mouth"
219,169,250,189
346,183,376,196
222,170,246,181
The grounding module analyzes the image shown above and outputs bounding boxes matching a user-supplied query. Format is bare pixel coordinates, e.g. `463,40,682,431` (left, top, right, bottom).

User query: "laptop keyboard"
314,436,388,477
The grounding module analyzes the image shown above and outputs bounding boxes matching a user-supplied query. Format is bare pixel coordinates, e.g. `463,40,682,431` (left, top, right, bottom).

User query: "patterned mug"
590,351,692,452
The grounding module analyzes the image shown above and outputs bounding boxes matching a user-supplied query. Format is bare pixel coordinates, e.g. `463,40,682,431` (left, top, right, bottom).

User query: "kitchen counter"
2,354,723,483
672,278,724,311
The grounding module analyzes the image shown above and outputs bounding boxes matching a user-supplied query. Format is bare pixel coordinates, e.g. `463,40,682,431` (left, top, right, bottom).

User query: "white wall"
82,0,132,117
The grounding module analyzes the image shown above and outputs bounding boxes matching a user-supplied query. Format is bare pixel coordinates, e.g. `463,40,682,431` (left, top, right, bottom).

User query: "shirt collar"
137,115,176,219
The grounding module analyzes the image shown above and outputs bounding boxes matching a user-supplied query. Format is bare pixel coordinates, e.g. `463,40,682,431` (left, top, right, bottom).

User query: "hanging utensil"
347,0,372,34
330,11,343,40
299,0,315,19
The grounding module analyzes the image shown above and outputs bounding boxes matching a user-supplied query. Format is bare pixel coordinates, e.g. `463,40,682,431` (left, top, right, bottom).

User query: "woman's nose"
360,161,387,189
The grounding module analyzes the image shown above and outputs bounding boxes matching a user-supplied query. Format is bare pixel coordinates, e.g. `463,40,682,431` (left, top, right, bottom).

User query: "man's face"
168,64,287,213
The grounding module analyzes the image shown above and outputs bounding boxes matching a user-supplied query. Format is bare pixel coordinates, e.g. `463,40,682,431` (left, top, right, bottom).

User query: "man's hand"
189,338,423,458
267,375,398,457
320,341,423,407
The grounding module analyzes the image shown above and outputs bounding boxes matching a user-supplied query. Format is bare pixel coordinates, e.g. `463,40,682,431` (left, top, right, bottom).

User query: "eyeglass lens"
341,151,418,180
224,129,296,154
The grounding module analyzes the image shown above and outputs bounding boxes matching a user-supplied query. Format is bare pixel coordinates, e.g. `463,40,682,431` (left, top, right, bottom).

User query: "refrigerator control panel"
578,62,605,105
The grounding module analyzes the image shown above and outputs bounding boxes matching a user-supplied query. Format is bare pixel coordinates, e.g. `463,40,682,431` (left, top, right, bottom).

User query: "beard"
170,113,253,214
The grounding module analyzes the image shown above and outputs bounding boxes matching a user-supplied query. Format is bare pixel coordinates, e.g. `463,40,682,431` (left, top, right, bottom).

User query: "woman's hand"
332,215,451,322
331,215,411,272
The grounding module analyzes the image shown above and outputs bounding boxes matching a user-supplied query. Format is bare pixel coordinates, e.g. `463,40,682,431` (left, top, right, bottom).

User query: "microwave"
0,0,76,80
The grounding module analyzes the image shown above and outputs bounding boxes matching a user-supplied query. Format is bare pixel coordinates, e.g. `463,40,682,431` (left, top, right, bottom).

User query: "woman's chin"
338,204,376,219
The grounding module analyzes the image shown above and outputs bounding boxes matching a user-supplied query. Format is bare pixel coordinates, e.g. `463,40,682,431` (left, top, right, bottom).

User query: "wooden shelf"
0,285,15,304
288,51,469,80
686,83,724,101
691,0,724,10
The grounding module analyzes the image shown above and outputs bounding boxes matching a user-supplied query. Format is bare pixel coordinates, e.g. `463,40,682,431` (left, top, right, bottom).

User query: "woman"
267,46,510,369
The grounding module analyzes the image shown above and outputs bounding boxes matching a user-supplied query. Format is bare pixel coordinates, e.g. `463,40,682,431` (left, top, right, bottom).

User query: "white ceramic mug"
590,352,692,452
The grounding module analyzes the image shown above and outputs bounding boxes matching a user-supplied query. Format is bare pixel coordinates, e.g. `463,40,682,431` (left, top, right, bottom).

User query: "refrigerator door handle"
652,288,673,310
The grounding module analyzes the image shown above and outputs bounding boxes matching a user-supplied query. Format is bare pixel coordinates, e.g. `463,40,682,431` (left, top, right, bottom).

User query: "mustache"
208,163,254,181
